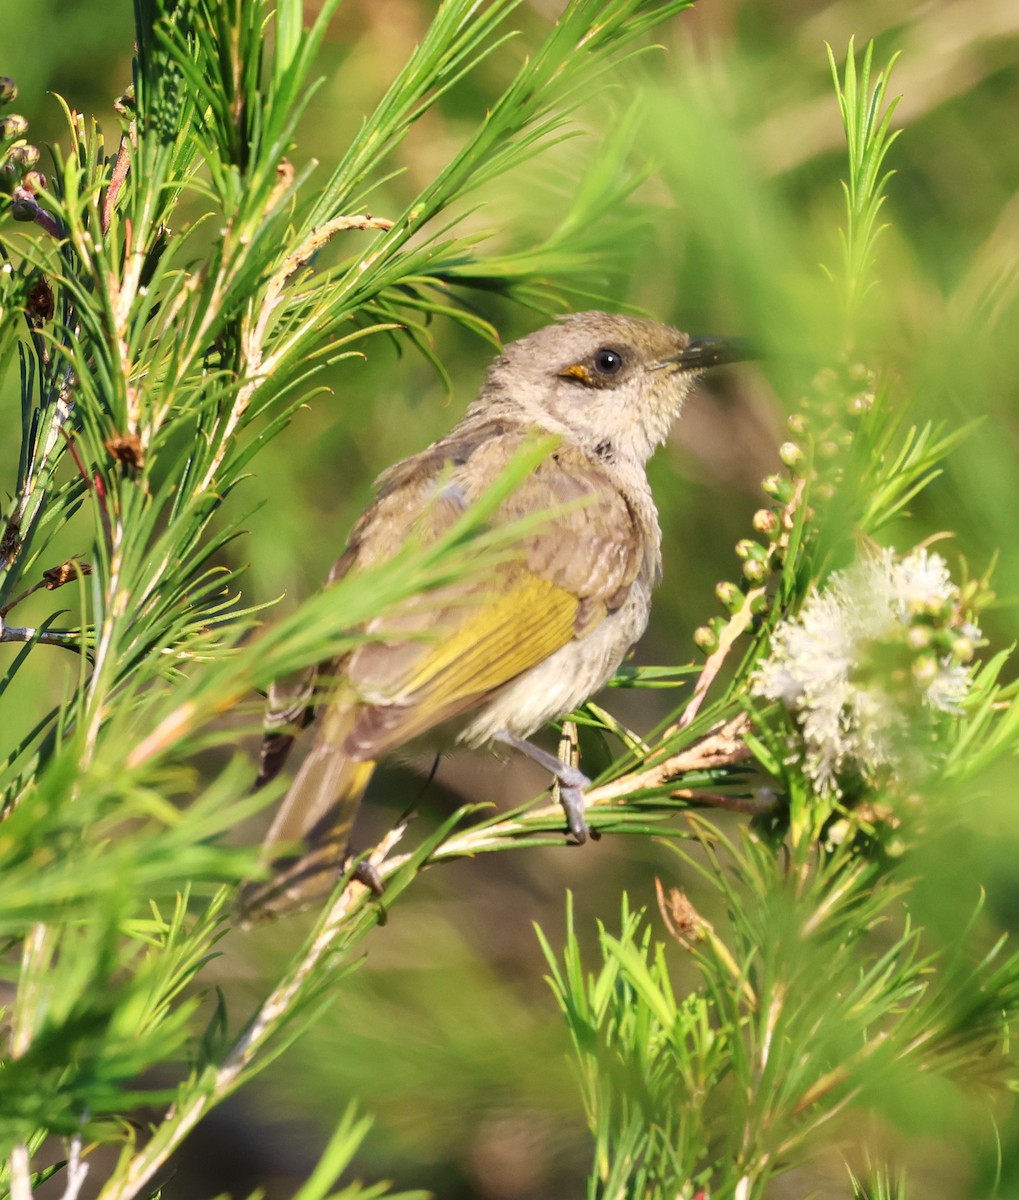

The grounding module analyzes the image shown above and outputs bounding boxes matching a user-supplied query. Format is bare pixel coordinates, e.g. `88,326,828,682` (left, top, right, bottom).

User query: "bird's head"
477,311,751,464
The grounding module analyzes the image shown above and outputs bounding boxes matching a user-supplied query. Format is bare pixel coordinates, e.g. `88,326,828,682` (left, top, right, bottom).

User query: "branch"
95,824,406,1200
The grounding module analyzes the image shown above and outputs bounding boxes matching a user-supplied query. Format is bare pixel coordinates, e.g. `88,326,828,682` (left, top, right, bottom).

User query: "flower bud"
811,366,838,393
779,441,805,471
906,626,932,651
761,472,793,502
950,634,975,663
694,624,719,654
847,390,874,416
742,558,768,584
847,362,875,386
787,412,808,435
752,508,779,538
0,114,29,140
735,538,766,562
0,78,17,106
9,143,39,168
911,654,939,689
715,580,741,611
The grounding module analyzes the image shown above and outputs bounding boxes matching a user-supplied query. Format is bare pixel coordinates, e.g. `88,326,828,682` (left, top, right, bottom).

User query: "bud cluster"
695,362,877,656
786,362,875,497
0,80,47,214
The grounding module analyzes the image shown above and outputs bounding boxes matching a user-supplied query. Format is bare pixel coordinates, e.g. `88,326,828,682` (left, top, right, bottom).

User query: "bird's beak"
656,336,755,372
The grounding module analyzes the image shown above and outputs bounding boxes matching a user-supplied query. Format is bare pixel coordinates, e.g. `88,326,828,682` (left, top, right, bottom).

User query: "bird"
242,311,749,915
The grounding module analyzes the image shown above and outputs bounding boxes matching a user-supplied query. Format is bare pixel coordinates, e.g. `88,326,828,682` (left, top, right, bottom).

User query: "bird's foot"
495,730,597,843
351,857,386,897
554,764,596,844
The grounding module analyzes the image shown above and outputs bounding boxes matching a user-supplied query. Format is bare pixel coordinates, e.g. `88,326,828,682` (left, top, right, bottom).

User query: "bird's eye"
593,347,624,376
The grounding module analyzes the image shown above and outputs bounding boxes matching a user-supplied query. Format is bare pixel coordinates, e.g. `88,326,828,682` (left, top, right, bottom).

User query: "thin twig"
588,714,752,803
377,715,754,870
60,1135,89,1200
8,1146,34,1200
678,595,763,730
0,622,84,648
190,213,395,501
280,213,395,284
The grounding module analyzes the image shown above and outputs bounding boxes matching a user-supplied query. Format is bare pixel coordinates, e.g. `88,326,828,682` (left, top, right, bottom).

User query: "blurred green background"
5,1,1019,1196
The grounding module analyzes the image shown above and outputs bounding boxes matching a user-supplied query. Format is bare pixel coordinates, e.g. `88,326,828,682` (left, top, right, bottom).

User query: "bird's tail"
240,701,376,919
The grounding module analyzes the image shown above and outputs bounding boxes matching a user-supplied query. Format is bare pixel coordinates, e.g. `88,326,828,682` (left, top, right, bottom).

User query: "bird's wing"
339,426,642,758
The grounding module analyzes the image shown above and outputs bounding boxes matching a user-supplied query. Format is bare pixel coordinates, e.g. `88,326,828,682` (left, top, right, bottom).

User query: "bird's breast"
455,572,654,746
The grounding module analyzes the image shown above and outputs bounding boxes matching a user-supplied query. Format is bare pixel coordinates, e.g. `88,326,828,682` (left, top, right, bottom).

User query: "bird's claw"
351,858,386,897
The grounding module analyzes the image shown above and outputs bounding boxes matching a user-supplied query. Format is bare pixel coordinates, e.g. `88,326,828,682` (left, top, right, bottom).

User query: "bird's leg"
495,730,592,843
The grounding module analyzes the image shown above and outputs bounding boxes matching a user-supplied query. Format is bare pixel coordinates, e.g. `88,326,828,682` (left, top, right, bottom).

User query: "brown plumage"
243,312,749,915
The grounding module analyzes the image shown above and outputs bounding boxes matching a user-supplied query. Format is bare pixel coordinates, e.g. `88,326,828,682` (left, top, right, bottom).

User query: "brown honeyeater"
244,312,750,915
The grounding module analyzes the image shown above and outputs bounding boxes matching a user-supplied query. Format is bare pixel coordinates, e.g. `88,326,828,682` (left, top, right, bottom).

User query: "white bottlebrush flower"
753,547,979,794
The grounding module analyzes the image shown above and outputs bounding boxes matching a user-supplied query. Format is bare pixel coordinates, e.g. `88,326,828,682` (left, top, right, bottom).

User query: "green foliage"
827,37,902,322
542,839,1019,1199
526,34,1019,1200
0,4,1017,1200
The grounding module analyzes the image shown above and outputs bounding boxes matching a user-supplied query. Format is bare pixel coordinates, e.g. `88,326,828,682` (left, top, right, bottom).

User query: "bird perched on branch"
243,311,749,915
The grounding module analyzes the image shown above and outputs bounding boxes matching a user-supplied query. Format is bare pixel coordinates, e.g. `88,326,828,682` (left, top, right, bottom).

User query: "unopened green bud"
911,655,939,688
0,114,29,140
847,362,875,386
735,538,766,561
752,508,779,538
694,624,719,654
906,626,933,651
847,390,874,416
812,366,838,393
761,472,791,501
951,634,975,663
715,580,741,611
779,441,804,471
742,558,768,584
787,412,808,435
9,143,38,168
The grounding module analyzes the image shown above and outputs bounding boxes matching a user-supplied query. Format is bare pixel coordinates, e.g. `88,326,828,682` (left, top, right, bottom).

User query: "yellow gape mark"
559,363,591,383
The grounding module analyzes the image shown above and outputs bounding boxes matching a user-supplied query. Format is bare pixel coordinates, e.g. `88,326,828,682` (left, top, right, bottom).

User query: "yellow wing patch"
344,570,580,758
400,570,578,700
